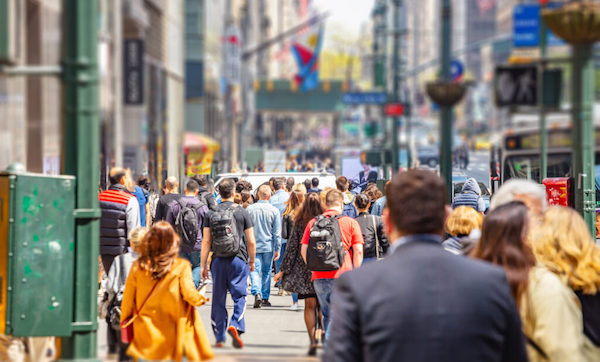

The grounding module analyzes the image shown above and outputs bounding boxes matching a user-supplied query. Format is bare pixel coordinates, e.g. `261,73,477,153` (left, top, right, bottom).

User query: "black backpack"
175,199,203,249
306,215,346,271
209,204,241,258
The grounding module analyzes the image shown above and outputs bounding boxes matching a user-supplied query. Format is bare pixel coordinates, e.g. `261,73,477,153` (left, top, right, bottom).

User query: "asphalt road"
461,150,491,188
98,282,319,361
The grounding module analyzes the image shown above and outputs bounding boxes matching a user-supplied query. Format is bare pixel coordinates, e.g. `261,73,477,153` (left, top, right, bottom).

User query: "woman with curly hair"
120,221,213,361
472,202,586,362
532,206,600,360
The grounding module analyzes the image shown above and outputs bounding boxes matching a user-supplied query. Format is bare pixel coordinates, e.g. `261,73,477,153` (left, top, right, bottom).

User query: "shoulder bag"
120,279,160,344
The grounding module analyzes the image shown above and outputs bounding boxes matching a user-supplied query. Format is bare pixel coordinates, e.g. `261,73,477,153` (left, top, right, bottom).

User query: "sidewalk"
98,282,320,361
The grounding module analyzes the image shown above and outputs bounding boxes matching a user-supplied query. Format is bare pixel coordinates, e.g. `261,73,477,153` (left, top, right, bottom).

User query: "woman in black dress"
274,192,323,355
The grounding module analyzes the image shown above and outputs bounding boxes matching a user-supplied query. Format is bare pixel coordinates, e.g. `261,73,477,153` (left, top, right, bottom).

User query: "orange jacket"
121,258,214,361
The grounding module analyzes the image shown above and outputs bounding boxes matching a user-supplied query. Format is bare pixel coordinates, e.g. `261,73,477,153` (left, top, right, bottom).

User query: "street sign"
342,92,387,105
450,59,464,82
223,25,242,85
124,39,144,105
494,65,537,107
513,4,565,48
384,103,404,116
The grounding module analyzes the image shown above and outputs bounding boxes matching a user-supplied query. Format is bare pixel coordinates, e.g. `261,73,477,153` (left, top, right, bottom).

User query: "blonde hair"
532,206,600,294
446,206,483,237
128,227,148,250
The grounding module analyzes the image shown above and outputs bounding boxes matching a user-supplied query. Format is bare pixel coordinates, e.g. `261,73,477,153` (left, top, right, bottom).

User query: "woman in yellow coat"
121,221,214,361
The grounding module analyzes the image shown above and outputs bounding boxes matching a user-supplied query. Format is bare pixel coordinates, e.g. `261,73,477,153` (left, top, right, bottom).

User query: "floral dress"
279,221,316,296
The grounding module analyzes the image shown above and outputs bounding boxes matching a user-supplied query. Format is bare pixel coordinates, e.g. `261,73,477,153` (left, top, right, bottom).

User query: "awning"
184,133,220,154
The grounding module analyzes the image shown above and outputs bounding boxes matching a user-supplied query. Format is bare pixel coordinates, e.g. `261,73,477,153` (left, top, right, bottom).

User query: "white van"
214,172,337,193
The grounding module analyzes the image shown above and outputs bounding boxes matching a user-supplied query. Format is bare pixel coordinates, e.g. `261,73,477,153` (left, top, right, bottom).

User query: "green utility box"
0,172,76,337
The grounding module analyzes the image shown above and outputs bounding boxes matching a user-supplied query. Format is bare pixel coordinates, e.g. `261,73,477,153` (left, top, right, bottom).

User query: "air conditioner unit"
0,0,24,65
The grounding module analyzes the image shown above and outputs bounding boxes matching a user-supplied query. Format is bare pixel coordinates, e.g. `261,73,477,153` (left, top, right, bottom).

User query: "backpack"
175,199,203,249
306,215,346,272
209,204,241,258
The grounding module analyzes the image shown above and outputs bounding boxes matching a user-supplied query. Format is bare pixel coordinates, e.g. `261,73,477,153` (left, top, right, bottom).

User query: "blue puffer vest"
99,184,134,255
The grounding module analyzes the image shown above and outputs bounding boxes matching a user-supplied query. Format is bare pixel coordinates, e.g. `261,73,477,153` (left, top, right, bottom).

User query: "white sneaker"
289,302,299,311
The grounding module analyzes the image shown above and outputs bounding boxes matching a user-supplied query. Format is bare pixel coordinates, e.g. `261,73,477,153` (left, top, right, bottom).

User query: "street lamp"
542,1,600,234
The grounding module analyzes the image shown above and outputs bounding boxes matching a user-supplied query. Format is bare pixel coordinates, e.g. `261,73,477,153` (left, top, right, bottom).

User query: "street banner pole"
440,0,453,203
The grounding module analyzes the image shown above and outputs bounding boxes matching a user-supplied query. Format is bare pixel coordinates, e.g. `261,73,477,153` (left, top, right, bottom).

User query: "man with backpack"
166,179,208,287
201,179,256,349
301,189,364,340
192,174,218,211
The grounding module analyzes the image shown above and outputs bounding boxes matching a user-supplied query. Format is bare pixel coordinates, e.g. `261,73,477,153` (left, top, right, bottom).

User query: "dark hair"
192,174,208,187
354,193,370,210
336,176,348,192
109,169,126,186
219,179,236,199
137,175,150,187
312,177,319,187
273,177,285,191
286,177,295,192
236,180,253,193
383,180,391,196
297,193,324,225
186,179,200,193
304,179,312,190
471,201,534,307
241,190,253,208
387,170,446,234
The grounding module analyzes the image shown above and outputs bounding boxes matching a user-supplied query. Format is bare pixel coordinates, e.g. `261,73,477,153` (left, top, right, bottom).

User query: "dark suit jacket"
325,237,528,362
358,170,378,191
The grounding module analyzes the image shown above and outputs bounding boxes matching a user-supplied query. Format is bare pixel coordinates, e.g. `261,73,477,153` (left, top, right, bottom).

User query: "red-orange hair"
138,221,180,280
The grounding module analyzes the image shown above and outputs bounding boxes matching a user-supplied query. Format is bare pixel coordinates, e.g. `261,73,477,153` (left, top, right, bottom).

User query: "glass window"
504,154,571,182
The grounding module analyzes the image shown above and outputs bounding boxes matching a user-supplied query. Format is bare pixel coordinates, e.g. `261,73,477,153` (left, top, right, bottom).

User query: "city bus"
490,124,600,192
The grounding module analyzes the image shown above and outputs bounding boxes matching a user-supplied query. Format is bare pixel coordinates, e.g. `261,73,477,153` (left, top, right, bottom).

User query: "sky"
316,0,375,46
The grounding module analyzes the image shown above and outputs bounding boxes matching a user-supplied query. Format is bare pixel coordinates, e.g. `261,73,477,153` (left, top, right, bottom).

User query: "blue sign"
450,59,464,81
342,92,387,105
513,4,565,48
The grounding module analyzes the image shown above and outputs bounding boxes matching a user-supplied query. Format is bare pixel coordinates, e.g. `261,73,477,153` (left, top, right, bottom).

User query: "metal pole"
61,0,100,359
112,0,123,167
539,5,547,182
440,0,453,203
572,44,596,235
391,0,401,172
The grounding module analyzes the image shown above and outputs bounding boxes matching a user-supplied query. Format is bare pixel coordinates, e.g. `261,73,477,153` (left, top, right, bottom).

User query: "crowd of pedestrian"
97,166,600,361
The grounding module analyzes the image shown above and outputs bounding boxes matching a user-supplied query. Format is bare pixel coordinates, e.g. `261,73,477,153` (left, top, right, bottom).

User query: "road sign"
223,25,242,85
342,92,387,105
124,39,144,105
513,4,565,48
450,59,464,82
384,103,404,116
495,65,537,107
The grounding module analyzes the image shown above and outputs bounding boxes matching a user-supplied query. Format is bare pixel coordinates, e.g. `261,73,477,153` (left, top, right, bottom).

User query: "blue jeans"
362,256,378,264
250,251,274,300
179,250,201,287
275,242,286,273
313,278,335,340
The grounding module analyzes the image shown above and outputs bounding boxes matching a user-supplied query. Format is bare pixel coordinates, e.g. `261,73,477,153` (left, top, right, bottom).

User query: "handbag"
282,215,292,240
371,216,381,260
120,279,160,344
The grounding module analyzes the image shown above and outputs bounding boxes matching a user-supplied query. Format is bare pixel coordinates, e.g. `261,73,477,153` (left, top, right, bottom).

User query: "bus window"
504,154,571,182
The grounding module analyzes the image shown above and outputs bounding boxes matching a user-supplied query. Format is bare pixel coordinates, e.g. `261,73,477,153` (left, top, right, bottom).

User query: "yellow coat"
121,258,214,361
520,266,585,362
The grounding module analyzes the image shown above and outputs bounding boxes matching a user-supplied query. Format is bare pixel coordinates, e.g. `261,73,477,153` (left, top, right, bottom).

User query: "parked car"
417,146,440,168
214,172,337,193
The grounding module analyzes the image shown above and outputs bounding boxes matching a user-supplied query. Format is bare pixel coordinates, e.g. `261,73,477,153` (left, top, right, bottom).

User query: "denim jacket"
247,200,282,253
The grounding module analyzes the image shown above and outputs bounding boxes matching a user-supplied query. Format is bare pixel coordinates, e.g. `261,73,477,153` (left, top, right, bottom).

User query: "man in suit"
358,164,378,192
324,170,528,362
